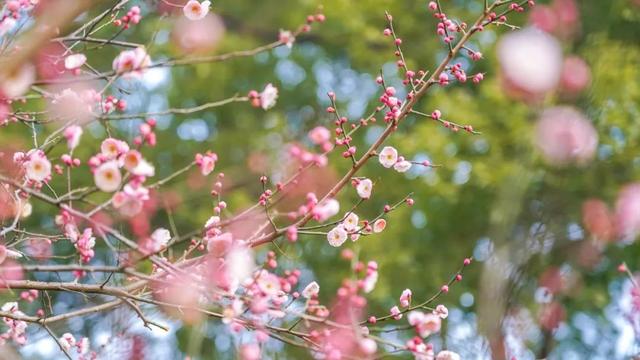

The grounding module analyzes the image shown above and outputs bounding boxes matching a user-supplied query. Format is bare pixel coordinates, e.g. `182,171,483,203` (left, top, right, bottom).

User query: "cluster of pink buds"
73,228,96,264
449,63,467,83
378,86,402,123
60,154,81,168
303,11,326,33
0,302,27,346
19,290,38,303
134,118,157,147
113,5,142,29
258,188,272,206
406,337,434,359
101,95,126,113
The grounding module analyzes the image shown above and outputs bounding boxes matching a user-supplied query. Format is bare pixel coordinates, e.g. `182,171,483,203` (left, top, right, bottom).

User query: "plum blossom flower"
150,228,171,252
59,333,76,351
436,351,461,360
308,126,331,145
183,0,211,21
64,54,87,70
256,270,281,296
400,289,412,307
64,125,83,151
112,47,151,77
379,146,398,168
302,281,320,298
94,161,122,192
356,178,373,199
534,106,597,166
24,151,51,182
113,183,149,217
101,138,130,159
394,159,412,173
195,152,218,176
615,183,640,242
433,304,448,319
279,29,295,48
74,228,95,263
123,150,155,177
327,226,348,247
312,198,340,222
343,212,359,232
260,83,278,110
497,27,562,95
408,311,441,338
240,343,261,360
373,219,387,233
0,302,27,345
363,261,378,293
390,305,403,320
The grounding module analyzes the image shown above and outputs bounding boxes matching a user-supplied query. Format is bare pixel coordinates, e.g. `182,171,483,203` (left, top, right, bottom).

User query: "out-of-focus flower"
436,350,461,360
534,106,598,166
260,83,278,110
101,138,130,159
183,0,211,21
497,28,563,97
312,198,340,222
279,29,295,48
302,281,320,298
433,304,448,319
373,219,386,233
64,54,87,70
559,56,591,95
64,125,83,151
394,160,412,173
112,47,151,77
172,13,225,53
308,126,331,145
408,311,441,337
582,199,615,242
94,161,122,192
113,184,149,217
615,183,640,242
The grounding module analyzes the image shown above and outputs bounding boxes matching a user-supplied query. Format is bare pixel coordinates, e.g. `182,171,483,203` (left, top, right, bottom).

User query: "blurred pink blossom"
534,106,598,166
497,28,563,98
615,183,640,242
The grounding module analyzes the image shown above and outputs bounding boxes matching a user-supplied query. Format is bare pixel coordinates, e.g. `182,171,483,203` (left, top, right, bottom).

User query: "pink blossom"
172,13,225,53
206,232,232,256
342,212,359,232
256,270,281,296
327,226,348,247
24,150,51,182
112,47,151,76
615,183,640,242
436,350,461,360
64,54,87,70
101,138,130,159
559,56,591,95
400,289,412,307
308,126,331,145
149,228,171,252
183,0,211,21
0,302,27,345
408,311,441,337
390,305,403,320
113,184,149,217
363,262,378,293
279,29,295,48
123,150,155,177
74,228,96,263
394,159,412,173
195,152,218,176
302,281,320,298
373,219,386,233
94,161,122,192
433,304,448,319
534,106,598,166
59,333,76,351
497,28,562,96
312,198,340,222
239,343,261,360
379,146,398,168
359,338,377,355
356,178,373,199
64,125,83,151
260,83,278,110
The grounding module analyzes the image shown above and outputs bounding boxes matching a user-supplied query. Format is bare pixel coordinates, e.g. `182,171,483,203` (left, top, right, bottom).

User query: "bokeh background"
2,0,640,359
